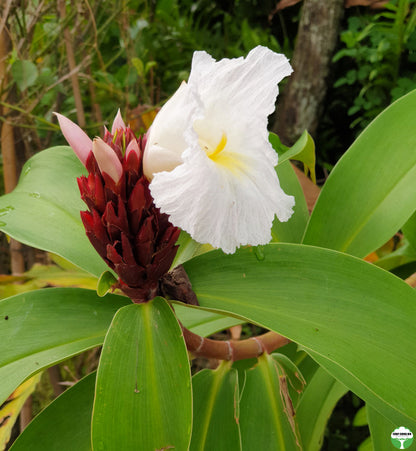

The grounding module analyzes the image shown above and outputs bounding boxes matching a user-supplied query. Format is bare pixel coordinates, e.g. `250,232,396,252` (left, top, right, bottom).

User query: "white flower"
143,46,295,254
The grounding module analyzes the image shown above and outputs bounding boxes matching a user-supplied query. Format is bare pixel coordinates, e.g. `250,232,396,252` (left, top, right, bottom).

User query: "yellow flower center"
207,132,227,160
198,131,246,174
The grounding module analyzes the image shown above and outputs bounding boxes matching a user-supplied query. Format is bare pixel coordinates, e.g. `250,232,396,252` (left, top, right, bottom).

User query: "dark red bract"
78,127,180,303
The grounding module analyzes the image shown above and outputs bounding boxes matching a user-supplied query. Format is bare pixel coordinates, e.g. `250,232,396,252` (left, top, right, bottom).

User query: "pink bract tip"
54,113,92,166
126,139,141,159
92,137,123,184
111,109,126,135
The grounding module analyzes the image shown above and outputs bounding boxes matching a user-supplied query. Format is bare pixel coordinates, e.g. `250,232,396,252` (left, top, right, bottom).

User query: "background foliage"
1,0,416,449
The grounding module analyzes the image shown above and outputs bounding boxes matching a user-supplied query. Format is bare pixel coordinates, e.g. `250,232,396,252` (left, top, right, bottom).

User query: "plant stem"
181,325,290,362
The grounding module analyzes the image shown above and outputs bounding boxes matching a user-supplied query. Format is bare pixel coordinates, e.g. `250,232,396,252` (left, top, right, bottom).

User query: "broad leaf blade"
10,373,95,451
0,288,130,405
367,406,398,451
296,367,348,451
92,299,192,451
239,353,300,450
183,244,416,425
174,303,244,337
303,89,416,257
0,147,108,277
190,363,241,451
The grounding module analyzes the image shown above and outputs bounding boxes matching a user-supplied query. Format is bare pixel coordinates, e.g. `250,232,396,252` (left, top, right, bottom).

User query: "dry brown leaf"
345,0,388,8
273,0,302,11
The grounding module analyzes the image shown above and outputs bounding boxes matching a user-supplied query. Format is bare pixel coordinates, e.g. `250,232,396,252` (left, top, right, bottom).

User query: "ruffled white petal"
145,46,294,253
150,143,294,254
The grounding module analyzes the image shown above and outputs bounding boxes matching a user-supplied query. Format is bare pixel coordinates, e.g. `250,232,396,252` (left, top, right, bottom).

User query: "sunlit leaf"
190,362,241,450
184,244,416,426
270,130,316,183
239,353,300,450
303,89,416,257
0,374,41,450
92,299,192,451
0,147,108,277
296,367,348,451
0,288,130,406
10,373,95,451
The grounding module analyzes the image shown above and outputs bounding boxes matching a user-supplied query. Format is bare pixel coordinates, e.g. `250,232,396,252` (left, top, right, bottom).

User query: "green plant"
0,57,416,449
333,0,416,132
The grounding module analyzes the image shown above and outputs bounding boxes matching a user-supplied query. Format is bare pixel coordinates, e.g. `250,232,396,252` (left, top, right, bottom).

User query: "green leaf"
272,353,306,407
239,353,300,450
0,288,130,405
92,299,192,451
367,406,397,451
374,242,416,271
402,210,416,251
296,367,348,451
11,60,39,91
131,57,144,78
0,374,41,450
10,373,95,451
303,89,416,257
270,131,316,183
96,271,118,297
0,147,108,277
354,406,368,427
172,231,212,267
183,244,416,426
190,362,241,451
174,303,244,337
271,161,309,244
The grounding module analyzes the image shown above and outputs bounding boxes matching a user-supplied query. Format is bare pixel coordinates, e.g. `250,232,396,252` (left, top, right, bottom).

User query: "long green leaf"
0,147,107,276
402,210,416,251
296,367,348,451
0,287,244,409
239,353,300,450
367,405,399,451
0,288,130,405
10,373,95,451
92,299,192,451
174,303,244,336
183,244,416,426
271,161,309,244
303,89,416,257
190,363,241,451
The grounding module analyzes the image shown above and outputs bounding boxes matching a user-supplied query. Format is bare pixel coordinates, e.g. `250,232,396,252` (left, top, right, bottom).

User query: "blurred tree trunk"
0,28,26,275
273,0,344,145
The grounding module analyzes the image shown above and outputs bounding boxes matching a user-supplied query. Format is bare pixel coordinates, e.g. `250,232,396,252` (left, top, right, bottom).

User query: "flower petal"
150,145,294,254
143,81,202,180
146,46,295,253
189,46,292,165
111,109,126,134
54,113,92,166
92,137,123,183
